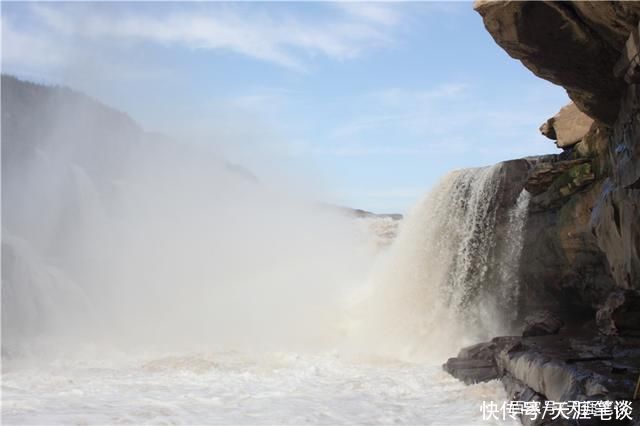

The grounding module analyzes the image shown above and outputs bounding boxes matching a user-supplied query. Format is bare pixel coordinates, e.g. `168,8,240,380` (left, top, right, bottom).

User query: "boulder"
442,338,520,385
442,357,498,385
539,103,594,149
522,310,564,337
443,341,500,384
572,123,611,177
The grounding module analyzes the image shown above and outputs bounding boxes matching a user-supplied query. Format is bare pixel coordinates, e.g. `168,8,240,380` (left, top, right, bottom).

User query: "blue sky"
2,2,569,213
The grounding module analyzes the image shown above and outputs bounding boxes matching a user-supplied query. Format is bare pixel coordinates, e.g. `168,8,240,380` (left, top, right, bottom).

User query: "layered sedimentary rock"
473,0,640,320
445,328,640,425
540,103,594,149
475,1,640,124
445,1,640,421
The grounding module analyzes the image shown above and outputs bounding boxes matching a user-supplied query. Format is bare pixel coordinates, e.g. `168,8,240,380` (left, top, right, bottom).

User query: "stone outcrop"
522,311,563,337
529,161,596,211
540,103,594,149
588,95,640,292
443,338,514,385
442,350,498,385
471,0,640,318
444,2,640,422
475,1,640,124
596,290,640,337
524,158,590,196
445,332,640,425
515,155,616,314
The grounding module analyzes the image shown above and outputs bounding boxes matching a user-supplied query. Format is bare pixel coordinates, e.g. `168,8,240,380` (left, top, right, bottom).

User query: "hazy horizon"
2,1,569,214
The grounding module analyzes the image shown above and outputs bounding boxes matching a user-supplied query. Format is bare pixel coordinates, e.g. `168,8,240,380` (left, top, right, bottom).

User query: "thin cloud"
1,16,66,69
322,138,474,158
368,83,468,106
335,2,402,27
328,82,568,147
4,3,406,73
329,82,469,139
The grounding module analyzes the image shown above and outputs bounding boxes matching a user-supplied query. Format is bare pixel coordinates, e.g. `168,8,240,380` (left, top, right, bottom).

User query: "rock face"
444,2,640,421
596,290,640,337
540,102,594,148
522,311,563,337
475,1,640,124
524,158,590,196
443,340,509,385
442,354,498,385
471,0,640,317
446,332,640,425
514,154,616,315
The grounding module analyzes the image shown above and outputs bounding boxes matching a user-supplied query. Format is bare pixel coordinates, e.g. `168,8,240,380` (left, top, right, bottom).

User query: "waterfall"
2,78,531,365
356,164,530,361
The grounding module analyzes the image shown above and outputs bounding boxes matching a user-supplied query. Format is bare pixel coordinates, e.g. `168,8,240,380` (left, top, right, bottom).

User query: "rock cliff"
475,1,640,124
445,1,640,422
475,0,640,319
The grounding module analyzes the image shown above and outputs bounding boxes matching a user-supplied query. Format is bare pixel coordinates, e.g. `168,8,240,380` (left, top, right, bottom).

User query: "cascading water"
354,164,530,361
2,77,521,425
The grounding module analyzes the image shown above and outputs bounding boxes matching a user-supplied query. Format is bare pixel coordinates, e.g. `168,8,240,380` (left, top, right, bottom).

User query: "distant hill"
1,75,142,184
316,203,402,220
1,75,257,187
2,75,395,219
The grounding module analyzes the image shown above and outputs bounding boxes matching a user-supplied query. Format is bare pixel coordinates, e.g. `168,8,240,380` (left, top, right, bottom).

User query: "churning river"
3,351,515,425
3,165,526,425
3,82,528,424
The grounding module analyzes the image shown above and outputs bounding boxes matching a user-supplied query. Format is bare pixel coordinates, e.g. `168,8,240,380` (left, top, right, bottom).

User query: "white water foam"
350,165,530,361
3,351,516,425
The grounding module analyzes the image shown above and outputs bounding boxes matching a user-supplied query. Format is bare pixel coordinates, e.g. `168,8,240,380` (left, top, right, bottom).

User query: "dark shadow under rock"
523,310,564,337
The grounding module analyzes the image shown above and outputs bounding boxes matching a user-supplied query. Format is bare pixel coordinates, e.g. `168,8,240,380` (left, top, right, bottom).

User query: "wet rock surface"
522,311,564,337
444,331,640,424
445,2,640,423
470,0,640,325
597,290,640,337
442,356,498,385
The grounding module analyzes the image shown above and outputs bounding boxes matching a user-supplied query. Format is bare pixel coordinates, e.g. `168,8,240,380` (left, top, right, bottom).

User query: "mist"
2,77,379,362
2,73,527,368
0,3,541,423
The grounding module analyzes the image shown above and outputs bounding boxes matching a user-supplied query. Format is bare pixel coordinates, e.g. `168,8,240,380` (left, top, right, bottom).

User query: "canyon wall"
475,0,640,324
445,2,640,420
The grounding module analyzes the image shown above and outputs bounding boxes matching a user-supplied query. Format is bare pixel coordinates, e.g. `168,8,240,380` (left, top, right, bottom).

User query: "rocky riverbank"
445,306,640,425
443,2,640,423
